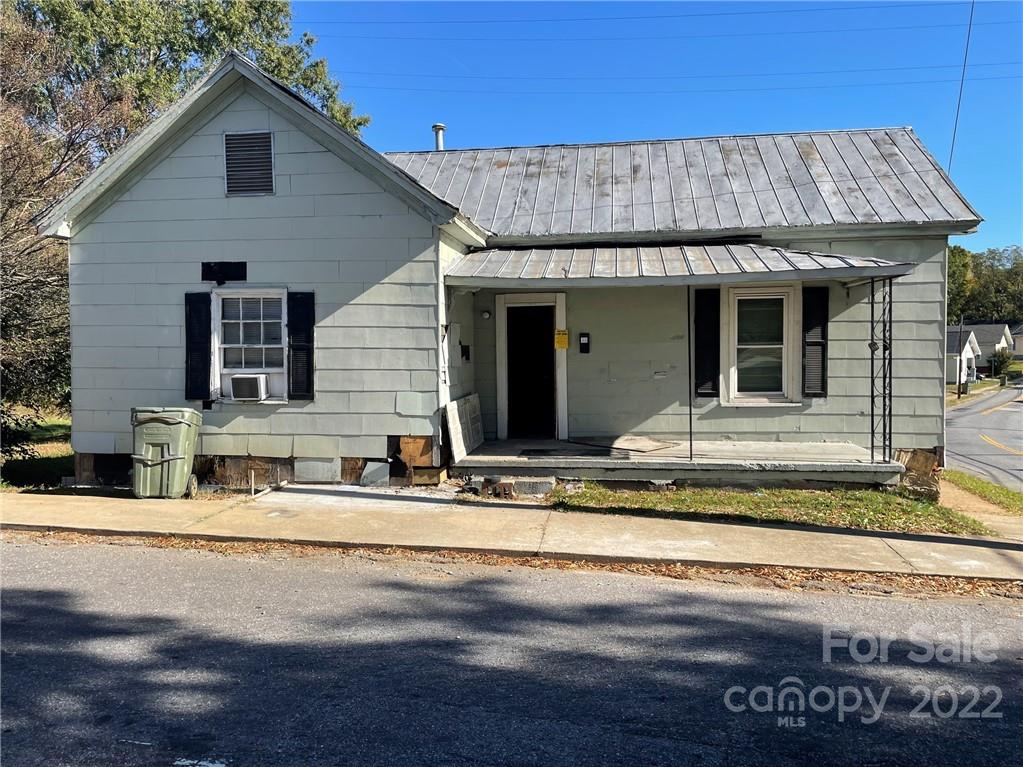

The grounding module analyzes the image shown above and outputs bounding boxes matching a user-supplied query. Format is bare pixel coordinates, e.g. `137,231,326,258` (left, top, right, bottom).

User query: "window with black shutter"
287,292,315,400
224,132,274,195
692,288,720,397
802,285,830,397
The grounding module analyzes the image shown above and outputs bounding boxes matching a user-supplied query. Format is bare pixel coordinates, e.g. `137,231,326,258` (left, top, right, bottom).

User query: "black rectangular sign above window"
201,261,247,285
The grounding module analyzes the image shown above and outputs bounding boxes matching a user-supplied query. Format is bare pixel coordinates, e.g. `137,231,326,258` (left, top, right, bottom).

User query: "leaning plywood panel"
446,394,484,463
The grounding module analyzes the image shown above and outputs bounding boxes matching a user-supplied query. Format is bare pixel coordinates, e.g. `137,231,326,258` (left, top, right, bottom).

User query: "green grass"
942,470,1023,516
549,483,991,536
1,413,73,490
26,415,71,442
945,378,1001,407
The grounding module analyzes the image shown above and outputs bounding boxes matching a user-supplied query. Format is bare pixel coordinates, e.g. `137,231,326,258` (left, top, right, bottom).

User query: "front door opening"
506,304,556,438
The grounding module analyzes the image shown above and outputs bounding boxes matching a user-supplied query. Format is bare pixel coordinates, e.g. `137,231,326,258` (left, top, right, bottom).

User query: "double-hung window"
213,289,288,401
221,295,285,371
725,285,800,404
735,297,786,395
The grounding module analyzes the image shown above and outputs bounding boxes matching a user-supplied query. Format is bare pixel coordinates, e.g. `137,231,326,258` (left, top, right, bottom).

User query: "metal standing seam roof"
445,243,914,287
385,128,980,239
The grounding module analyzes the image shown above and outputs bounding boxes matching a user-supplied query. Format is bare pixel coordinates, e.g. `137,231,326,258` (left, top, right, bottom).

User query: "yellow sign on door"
554,329,569,349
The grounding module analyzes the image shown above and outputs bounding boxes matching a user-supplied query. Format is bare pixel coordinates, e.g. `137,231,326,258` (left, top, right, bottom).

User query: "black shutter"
288,292,315,400
185,292,212,400
802,286,830,397
692,288,720,397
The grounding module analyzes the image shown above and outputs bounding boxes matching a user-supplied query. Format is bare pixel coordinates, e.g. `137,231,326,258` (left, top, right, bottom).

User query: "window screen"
225,132,273,195
735,297,785,394
221,296,285,370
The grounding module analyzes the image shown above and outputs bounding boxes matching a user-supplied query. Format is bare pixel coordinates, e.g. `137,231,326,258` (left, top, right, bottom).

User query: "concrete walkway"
2,485,1022,580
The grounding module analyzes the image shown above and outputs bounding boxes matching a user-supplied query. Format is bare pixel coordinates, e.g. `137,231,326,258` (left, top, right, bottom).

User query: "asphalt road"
946,383,1023,491
2,537,1021,767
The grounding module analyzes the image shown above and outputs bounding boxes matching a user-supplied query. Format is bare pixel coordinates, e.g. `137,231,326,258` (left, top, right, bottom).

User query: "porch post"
686,285,694,461
870,279,876,462
868,277,895,464
886,277,894,463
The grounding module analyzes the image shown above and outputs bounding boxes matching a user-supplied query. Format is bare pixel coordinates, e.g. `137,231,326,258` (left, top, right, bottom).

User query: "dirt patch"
940,481,1006,516
938,481,1023,541
6,528,1020,602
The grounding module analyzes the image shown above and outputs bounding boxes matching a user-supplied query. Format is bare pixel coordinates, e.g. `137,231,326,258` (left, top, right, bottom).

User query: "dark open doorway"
506,304,556,439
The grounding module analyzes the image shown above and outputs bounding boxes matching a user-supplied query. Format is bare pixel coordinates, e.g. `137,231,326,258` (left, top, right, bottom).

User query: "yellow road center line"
979,433,1023,457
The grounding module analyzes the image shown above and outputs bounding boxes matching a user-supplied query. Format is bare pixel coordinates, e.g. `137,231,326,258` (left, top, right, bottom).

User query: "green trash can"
131,407,202,499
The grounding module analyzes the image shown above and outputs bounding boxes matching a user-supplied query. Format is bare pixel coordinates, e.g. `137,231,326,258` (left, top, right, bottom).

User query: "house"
41,52,982,488
1012,322,1023,358
945,328,980,384
958,323,1014,373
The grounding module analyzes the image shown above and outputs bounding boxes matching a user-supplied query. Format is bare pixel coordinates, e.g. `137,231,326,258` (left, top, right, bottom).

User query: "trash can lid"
131,406,202,426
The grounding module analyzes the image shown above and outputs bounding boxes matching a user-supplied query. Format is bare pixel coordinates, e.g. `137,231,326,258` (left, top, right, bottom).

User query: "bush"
1,403,39,460
989,347,1014,377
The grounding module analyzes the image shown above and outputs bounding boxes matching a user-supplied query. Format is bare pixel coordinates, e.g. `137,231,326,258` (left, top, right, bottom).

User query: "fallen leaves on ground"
6,529,1020,601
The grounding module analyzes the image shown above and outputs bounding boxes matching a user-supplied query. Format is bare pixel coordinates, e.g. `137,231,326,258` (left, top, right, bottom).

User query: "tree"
988,348,1014,378
967,246,1023,322
15,0,368,139
946,244,973,322
1,1,366,457
1,12,114,420
946,244,1023,325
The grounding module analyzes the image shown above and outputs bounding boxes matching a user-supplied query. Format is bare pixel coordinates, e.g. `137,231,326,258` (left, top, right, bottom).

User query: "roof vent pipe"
432,123,446,151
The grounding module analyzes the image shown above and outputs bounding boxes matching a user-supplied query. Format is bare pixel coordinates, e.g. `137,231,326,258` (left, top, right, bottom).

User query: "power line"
296,2,966,25
340,74,1020,97
331,60,1021,83
948,0,977,172
305,18,1019,42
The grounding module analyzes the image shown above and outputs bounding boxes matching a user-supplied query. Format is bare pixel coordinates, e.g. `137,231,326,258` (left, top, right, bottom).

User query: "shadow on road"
1,580,1018,766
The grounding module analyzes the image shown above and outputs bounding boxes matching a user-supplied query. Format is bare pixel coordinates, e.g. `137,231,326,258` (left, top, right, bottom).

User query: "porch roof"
445,243,913,288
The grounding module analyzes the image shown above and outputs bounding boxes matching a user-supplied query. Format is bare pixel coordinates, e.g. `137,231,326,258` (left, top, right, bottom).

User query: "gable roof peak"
38,49,461,238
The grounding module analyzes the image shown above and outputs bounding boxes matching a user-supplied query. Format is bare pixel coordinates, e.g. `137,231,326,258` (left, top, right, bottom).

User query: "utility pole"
956,316,965,399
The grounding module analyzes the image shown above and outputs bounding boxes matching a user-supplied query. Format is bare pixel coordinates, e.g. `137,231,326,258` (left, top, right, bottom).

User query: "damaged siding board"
70,83,440,459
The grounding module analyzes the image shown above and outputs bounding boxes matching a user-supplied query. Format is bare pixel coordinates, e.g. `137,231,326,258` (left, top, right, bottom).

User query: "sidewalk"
2,485,1022,580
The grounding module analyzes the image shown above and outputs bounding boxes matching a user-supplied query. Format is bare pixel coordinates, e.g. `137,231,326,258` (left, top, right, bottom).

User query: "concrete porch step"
455,439,905,487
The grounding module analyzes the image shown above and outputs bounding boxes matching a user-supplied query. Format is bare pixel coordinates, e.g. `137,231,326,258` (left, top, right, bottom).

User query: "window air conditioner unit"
230,374,269,401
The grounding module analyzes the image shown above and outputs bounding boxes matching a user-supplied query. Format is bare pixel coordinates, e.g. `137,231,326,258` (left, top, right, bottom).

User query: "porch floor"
455,437,904,486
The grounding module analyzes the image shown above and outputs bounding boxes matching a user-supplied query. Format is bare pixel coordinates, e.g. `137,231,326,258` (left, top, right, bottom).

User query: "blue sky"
292,1,1022,250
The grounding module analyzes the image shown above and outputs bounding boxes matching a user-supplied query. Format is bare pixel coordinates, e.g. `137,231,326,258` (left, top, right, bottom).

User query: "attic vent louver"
225,132,274,195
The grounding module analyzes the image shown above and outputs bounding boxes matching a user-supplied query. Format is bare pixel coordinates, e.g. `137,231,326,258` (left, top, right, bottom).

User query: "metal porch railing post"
886,277,894,463
686,285,694,462
869,278,876,463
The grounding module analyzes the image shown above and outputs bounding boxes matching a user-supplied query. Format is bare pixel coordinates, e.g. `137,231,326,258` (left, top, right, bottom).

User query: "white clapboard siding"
70,83,440,459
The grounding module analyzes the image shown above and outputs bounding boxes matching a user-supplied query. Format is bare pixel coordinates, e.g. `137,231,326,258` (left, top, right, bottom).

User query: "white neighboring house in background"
1010,322,1023,359
958,323,1015,372
945,328,981,384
